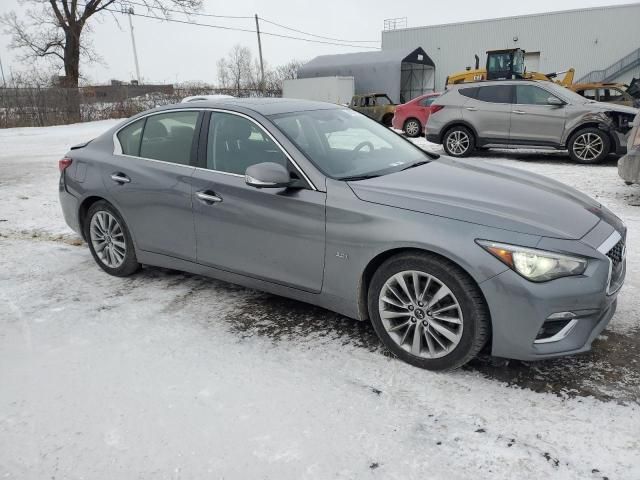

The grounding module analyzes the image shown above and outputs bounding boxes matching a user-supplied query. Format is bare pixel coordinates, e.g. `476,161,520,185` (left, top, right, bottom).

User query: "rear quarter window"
458,87,479,99
117,119,144,156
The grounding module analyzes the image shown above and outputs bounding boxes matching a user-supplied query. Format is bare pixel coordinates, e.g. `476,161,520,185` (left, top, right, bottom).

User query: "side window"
477,85,513,103
600,88,624,102
207,112,288,175
117,118,144,156
581,89,597,100
516,85,556,105
376,96,391,106
458,87,479,99
139,111,199,165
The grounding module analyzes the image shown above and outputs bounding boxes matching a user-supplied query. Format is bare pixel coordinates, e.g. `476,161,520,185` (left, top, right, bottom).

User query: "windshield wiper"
400,160,430,171
341,174,382,181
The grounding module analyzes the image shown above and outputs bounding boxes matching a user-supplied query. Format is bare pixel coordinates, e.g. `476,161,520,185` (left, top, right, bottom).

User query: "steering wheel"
352,141,374,156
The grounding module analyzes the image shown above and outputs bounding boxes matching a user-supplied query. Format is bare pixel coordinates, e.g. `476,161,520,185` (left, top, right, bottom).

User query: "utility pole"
127,8,142,84
0,53,6,88
254,14,265,95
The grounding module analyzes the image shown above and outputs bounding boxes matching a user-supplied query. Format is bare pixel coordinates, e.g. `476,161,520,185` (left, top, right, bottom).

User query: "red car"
392,92,442,138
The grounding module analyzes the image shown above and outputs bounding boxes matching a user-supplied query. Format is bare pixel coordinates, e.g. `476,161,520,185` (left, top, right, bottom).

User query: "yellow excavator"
446,48,575,87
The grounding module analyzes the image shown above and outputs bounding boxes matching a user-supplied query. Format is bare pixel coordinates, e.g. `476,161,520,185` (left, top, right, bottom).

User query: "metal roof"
299,47,435,73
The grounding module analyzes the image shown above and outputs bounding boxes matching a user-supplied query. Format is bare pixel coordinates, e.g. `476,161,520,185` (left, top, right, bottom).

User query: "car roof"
446,79,549,89
569,82,625,89
156,97,340,116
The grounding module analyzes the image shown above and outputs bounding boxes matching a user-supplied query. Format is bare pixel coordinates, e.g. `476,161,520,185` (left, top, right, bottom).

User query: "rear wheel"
368,252,489,370
403,118,422,138
443,126,475,157
85,201,140,277
568,127,610,164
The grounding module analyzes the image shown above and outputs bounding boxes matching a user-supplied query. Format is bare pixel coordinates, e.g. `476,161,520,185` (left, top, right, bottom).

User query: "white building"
381,3,640,90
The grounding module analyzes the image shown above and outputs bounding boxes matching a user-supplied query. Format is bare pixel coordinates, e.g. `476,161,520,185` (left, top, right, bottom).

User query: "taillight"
430,105,445,114
59,157,72,172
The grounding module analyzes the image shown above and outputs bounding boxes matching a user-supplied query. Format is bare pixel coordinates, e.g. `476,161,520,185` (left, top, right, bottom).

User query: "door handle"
110,173,131,184
512,110,526,115
465,107,477,111
196,190,223,204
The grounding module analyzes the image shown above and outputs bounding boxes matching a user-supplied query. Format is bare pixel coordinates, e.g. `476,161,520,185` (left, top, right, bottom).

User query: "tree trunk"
63,26,82,122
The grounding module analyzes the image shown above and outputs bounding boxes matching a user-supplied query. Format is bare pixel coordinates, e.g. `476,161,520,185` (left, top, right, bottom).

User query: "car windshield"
270,108,435,180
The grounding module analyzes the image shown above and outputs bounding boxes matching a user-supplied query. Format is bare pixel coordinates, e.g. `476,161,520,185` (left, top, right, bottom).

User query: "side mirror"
547,96,565,106
245,162,291,189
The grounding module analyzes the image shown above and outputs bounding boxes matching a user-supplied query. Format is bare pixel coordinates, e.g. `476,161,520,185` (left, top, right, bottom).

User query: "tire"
403,118,422,138
84,200,141,277
443,126,475,157
381,114,394,127
368,252,490,371
567,127,610,164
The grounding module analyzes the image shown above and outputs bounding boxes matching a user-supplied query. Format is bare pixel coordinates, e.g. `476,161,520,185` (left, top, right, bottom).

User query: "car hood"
348,157,607,239
584,101,638,115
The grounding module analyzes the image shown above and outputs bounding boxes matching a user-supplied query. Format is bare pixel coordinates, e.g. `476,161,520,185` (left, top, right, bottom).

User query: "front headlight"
476,240,588,282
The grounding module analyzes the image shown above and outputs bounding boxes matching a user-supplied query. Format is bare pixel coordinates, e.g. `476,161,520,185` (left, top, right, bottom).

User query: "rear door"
105,110,201,261
462,85,513,142
191,111,326,292
510,85,566,145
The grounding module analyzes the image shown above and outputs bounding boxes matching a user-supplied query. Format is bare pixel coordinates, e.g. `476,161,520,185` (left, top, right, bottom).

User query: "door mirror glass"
547,96,565,106
245,162,291,189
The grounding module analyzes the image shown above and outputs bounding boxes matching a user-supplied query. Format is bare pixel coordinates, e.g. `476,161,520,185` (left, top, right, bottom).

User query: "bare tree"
265,59,305,91
216,44,254,95
1,0,201,118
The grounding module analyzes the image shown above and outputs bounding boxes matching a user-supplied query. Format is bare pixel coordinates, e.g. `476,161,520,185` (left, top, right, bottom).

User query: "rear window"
477,85,513,103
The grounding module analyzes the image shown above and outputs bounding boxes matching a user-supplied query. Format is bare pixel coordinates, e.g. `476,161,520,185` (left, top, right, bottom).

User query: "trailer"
282,76,355,105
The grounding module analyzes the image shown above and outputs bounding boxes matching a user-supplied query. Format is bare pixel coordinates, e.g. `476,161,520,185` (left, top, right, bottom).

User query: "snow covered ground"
1,121,639,479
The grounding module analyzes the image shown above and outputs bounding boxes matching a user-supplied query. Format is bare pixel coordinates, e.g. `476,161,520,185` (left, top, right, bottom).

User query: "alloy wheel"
378,270,464,359
573,132,604,162
446,130,470,155
405,120,420,137
90,211,127,269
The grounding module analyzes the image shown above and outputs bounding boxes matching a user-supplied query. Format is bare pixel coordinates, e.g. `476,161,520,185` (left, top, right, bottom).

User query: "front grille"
606,236,626,295
606,237,625,266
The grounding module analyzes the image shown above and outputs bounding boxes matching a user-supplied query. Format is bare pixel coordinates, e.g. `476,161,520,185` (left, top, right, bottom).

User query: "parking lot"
1,121,639,479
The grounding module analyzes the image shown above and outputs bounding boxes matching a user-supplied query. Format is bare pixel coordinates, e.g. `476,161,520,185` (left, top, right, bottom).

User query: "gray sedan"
59,99,626,370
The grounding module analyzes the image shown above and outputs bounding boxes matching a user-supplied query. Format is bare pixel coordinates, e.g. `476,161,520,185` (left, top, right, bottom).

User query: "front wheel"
85,200,141,277
568,128,610,164
443,126,475,157
368,253,490,370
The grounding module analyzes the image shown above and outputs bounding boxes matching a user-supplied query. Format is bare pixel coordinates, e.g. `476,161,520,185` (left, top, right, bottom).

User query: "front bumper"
479,248,624,361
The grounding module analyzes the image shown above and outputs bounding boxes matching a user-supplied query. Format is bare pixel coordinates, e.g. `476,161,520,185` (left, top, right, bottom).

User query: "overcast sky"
0,0,634,85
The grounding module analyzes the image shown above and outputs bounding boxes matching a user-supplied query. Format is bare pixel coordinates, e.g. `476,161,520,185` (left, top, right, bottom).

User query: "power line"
259,16,379,44
106,1,379,46
101,7,380,49
122,0,254,19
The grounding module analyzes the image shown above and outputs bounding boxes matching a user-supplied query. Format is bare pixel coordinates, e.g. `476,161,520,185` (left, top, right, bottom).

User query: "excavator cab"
486,49,526,80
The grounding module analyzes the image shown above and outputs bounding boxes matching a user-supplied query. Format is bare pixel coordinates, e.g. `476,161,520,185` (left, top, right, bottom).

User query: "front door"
104,110,201,260
510,85,566,145
192,111,326,293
